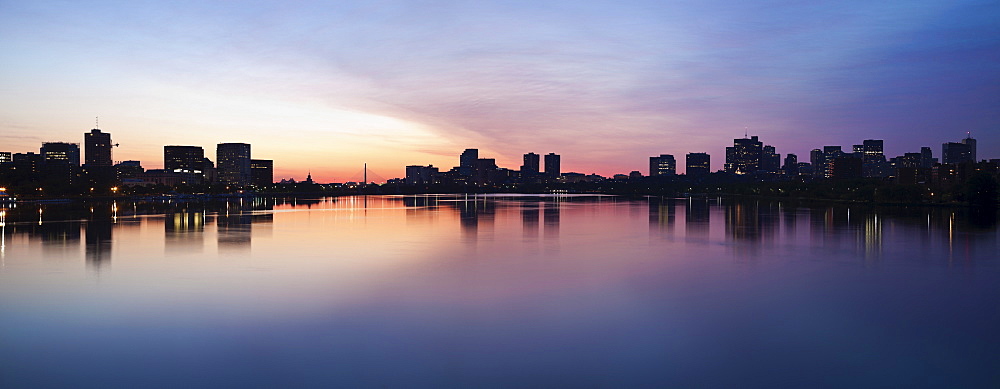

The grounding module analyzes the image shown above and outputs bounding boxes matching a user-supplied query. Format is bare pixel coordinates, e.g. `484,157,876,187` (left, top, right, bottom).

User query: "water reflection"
0,196,996,268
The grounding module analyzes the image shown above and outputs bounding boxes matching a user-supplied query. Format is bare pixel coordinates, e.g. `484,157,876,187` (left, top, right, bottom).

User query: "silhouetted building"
783,153,798,176
13,152,43,177
810,149,823,177
831,156,862,179
760,145,780,173
649,154,676,176
115,160,144,181
920,147,936,168
165,146,205,171
41,142,81,185
84,129,113,167
251,159,273,187
686,152,710,177
474,158,498,184
962,135,977,162
217,143,251,186
459,149,478,176
406,165,439,184
544,153,561,178
857,139,887,178
0,152,10,164
814,146,844,178
521,152,540,175
724,136,762,175
942,142,972,164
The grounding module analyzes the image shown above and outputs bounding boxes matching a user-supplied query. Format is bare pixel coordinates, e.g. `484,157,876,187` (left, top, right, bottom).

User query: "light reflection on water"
0,195,997,388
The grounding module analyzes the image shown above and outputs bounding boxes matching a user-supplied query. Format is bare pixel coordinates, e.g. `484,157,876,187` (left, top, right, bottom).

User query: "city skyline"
2,1,998,181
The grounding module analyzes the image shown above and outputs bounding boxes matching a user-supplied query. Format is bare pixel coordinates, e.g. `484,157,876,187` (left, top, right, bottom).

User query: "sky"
1,0,998,181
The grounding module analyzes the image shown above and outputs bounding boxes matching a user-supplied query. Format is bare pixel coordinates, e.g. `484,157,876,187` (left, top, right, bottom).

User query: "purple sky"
1,0,998,180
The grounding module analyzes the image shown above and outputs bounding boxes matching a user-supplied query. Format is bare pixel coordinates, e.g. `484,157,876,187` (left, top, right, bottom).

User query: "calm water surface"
1,195,998,388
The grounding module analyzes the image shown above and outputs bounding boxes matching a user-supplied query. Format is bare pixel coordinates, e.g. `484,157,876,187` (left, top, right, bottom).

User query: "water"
1,195,998,388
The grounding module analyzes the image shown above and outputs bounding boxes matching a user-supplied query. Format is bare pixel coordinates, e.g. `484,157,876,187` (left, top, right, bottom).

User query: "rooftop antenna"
95,116,99,130
744,126,748,138
364,163,367,184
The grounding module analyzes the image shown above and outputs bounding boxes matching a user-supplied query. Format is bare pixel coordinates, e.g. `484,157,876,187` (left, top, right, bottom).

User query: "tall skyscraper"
217,143,251,186
920,147,935,168
544,153,560,178
810,149,823,177
686,153,710,177
760,145,780,172
459,149,478,176
859,139,886,178
820,146,845,178
783,153,798,176
962,134,977,162
84,129,112,167
724,135,762,175
250,159,273,187
942,142,972,164
521,152,540,175
649,154,676,176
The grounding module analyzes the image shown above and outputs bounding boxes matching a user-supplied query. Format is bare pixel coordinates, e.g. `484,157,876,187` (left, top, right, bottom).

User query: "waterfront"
1,195,998,387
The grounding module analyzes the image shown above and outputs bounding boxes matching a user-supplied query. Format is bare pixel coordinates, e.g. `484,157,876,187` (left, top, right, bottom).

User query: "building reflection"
216,199,274,252
85,204,115,270
685,197,709,238
521,202,539,240
649,198,676,235
165,207,205,254
543,200,560,240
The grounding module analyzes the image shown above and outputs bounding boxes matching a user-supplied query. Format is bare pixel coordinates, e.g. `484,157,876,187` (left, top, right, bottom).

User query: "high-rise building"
810,149,823,177
459,149,478,176
217,143,251,186
686,153,710,176
13,152,43,175
920,147,936,168
250,159,273,187
815,146,845,178
84,129,112,167
0,152,11,164
649,154,676,176
859,139,886,178
40,142,81,185
406,165,439,184
942,142,972,164
760,145,780,173
41,142,81,167
164,146,205,172
961,135,977,162
544,153,560,178
783,154,798,176
724,136,762,175
521,152,540,175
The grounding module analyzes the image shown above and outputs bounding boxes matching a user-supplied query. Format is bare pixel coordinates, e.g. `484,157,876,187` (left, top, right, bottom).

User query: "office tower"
760,145,780,172
201,158,217,183
686,153,711,177
521,152,540,175
920,147,935,168
40,142,81,185
41,142,81,166
544,153,561,178
164,146,205,172
13,152,43,175
962,135,977,162
649,154,676,176
84,129,112,167
475,158,498,184
250,159,273,187
459,149,478,176
942,142,972,164
406,165,439,184
724,135,762,175
0,152,11,164
816,146,844,178
114,160,144,180
783,154,798,176
810,149,823,177
859,139,886,178
217,143,251,186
